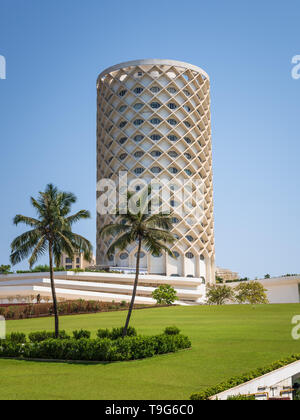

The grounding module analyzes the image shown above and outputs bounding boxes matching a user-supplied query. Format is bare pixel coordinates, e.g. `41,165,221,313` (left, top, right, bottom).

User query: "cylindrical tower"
97,59,215,284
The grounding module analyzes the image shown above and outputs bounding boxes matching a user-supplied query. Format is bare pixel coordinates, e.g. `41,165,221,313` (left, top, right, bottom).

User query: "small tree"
234,281,269,305
152,285,178,305
264,274,271,279
206,284,235,305
0,265,11,274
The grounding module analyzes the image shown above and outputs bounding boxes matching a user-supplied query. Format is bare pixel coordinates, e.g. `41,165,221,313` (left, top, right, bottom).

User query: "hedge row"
0,334,191,362
190,354,300,400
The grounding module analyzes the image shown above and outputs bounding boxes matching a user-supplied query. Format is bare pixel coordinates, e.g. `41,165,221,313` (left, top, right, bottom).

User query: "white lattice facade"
97,59,215,283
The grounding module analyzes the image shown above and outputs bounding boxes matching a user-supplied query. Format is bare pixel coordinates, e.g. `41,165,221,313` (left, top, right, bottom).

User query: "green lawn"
1,304,300,400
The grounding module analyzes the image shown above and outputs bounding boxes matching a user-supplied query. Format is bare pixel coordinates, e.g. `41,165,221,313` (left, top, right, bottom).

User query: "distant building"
60,252,96,270
216,267,239,282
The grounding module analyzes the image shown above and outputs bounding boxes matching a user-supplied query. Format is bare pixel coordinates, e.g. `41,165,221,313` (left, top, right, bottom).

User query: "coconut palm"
99,205,176,337
10,184,93,338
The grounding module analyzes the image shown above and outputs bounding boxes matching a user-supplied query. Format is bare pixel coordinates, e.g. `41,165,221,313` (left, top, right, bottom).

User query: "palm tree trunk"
49,242,59,338
123,237,142,338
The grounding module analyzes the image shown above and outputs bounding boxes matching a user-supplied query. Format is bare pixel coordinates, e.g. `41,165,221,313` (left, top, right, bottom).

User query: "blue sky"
0,0,299,278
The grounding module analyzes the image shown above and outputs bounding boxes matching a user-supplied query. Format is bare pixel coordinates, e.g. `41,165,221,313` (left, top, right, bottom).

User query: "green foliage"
227,394,256,400
190,354,300,400
72,329,91,340
97,326,137,340
5,332,26,344
264,274,271,279
152,285,178,305
0,333,191,362
206,284,235,305
28,330,70,343
164,326,180,335
0,264,11,274
234,281,269,305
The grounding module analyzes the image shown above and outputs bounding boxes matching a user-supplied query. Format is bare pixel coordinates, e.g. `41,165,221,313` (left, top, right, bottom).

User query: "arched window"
153,253,162,258
185,252,194,259
173,251,180,258
200,255,205,261
120,253,128,260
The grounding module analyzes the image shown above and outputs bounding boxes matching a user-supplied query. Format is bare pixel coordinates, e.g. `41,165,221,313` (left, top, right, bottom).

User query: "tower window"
151,150,162,157
150,102,161,109
167,87,177,94
119,121,127,128
134,151,144,158
119,90,127,97
169,167,178,174
150,86,160,93
134,167,144,174
173,251,180,258
184,153,192,159
120,253,128,260
168,151,178,158
186,235,194,242
119,153,127,160
184,121,191,128
134,135,144,142
184,105,191,112
185,252,194,259
183,89,191,96
134,103,144,110
168,135,178,142
133,119,144,126
133,87,144,94
184,137,192,144
168,103,177,110
119,105,127,112
151,167,162,174
167,119,177,126
150,118,161,125
119,137,127,144
150,134,161,141
185,169,193,176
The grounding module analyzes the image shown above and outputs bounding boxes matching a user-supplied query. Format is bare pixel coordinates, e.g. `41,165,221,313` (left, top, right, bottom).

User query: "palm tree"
99,204,176,337
10,184,93,338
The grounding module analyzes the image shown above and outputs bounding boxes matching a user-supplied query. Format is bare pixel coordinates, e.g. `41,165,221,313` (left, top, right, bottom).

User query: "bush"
6,332,26,344
152,285,178,305
0,332,191,362
190,353,300,400
97,326,137,340
73,329,91,340
28,330,70,343
164,326,181,336
227,395,256,400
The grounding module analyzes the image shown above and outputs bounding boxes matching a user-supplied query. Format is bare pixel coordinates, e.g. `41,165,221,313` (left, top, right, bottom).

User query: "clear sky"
0,0,299,278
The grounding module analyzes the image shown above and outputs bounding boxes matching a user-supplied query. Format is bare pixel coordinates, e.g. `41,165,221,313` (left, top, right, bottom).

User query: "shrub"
6,332,26,344
0,333,191,362
152,285,178,305
164,326,181,336
190,353,300,400
97,326,137,340
227,395,256,400
28,330,70,343
73,329,91,340
206,284,235,305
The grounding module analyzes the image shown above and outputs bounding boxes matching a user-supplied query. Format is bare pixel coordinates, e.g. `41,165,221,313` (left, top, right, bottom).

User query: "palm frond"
29,236,48,268
106,232,135,257
13,215,40,228
99,222,131,239
66,210,91,226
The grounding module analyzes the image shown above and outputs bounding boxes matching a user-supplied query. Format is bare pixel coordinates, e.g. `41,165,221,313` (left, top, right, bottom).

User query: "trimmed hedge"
28,330,71,343
164,326,180,336
190,354,300,400
0,333,191,362
97,326,137,340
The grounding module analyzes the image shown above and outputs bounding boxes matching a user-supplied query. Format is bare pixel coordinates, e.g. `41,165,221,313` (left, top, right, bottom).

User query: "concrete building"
96,59,215,283
216,267,239,282
60,252,96,270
